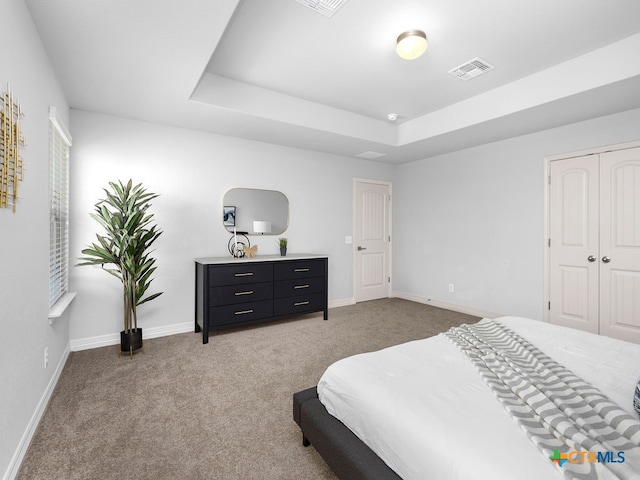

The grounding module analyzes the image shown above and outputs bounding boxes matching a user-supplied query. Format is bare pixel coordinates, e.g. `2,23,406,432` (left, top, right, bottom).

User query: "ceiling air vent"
448,57,495,81
292,0,349,17
356,151,387,160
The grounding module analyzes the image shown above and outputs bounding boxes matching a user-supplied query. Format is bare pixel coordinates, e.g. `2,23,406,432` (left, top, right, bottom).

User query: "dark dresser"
195,254,328,344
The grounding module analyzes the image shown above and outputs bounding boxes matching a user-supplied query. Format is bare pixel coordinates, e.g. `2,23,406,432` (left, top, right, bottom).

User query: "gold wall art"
1,85,26,212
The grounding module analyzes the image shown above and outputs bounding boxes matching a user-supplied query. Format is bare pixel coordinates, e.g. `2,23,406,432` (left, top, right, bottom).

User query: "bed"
293,316,640,479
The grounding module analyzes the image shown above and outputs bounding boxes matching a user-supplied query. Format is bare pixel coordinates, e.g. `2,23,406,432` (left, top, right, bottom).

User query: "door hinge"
548,175,551,185
388,235,391,242
548,301,551,310
388,276,391,283
548,238,551,247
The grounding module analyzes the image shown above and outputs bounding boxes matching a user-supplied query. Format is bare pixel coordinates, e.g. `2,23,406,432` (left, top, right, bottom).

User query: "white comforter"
317,316,640,480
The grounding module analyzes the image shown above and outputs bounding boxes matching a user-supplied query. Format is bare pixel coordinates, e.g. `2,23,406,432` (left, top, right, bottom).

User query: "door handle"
602,256,611,263
357,246,366,251
587,255,596,262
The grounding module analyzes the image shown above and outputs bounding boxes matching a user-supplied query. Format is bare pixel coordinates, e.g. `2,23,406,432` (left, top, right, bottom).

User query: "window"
49,107,72,309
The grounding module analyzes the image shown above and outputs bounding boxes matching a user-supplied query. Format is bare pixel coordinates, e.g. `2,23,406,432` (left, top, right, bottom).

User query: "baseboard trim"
392,291,502,319
3,344,70,480
329,297,355,309
70,299,357,352
69,295,495,352
69,322,194,352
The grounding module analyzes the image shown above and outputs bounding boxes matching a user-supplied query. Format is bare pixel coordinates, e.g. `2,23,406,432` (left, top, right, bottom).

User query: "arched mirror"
223,188,289,235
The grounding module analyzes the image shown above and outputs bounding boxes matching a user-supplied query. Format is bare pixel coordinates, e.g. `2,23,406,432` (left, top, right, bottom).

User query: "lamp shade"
253,220,272,234
396,30,428,60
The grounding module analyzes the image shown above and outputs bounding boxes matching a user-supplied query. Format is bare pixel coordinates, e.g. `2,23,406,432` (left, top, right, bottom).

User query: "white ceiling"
25,0,640,164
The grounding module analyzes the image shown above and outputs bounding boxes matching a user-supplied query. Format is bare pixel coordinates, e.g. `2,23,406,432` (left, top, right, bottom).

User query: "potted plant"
79,180,163,357
278,237,287,256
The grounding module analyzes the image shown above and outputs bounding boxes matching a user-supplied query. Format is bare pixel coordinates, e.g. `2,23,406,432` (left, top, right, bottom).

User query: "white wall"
68,110,395,345
393,107,640,320
0,1,70,478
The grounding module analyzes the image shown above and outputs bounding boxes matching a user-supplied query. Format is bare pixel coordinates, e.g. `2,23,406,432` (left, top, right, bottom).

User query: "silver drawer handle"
234,290,254,296
234,272,254,277
294,268,310,272
234,309,254,315
294,284,310,289
294,301,310,306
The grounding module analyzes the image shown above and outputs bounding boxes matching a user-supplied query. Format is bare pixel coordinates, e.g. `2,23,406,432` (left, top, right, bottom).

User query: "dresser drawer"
274,293,326,316
209,282,273,306
274,276,325,299
274,259,326,280
208,263,273,286
209,300,273,327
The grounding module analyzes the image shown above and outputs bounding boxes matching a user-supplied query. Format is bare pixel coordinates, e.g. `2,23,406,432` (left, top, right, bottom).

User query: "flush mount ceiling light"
396,30,428,60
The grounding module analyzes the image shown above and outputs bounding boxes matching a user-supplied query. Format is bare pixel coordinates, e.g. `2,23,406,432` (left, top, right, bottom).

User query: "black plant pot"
280,247,287,256
120,328,143,358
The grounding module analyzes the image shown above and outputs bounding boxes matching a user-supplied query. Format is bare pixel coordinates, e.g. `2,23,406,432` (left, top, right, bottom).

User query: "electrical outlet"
44,347,49,369
448,283,455,293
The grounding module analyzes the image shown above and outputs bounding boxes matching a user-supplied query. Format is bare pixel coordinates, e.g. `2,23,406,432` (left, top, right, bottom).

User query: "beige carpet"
17,298,479,480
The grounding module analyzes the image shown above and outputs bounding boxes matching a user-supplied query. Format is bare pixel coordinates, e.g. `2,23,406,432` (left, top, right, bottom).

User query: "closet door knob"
602,256,611,263
587,255,596,262
357,246,366,251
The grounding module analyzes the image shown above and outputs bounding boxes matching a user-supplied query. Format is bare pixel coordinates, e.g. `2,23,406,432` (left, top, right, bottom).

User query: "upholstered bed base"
293,387,402,480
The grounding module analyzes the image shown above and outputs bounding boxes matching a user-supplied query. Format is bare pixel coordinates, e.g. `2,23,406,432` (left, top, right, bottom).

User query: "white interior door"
598,147,640,343
549,146,640,344
354,180,390,302
549,155,600,333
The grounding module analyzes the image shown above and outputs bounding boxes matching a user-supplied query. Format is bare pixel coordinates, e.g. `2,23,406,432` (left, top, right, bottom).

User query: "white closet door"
549,155,600,334
599,147,640,343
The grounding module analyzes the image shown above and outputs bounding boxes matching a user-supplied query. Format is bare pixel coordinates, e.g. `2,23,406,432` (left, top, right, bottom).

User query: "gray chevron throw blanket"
444,319,640,480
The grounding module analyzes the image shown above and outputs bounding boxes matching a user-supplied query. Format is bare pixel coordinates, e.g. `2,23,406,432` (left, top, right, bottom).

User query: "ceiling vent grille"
356,151,387,160
292,0,349,17
448,57,495,81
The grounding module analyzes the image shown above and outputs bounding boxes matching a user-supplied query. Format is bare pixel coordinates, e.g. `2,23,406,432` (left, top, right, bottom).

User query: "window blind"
49,107,72,308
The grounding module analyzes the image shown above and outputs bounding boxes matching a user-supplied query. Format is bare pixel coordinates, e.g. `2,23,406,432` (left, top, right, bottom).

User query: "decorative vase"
120,328,143,358
280,247,287,256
